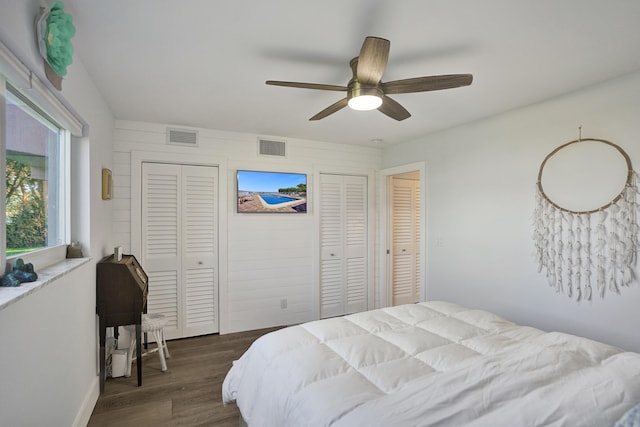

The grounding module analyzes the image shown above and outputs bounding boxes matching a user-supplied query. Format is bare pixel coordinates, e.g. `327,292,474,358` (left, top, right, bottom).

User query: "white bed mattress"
222,301,640,426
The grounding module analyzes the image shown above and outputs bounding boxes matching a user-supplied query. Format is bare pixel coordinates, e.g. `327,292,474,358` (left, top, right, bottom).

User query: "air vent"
167,128,199,147
258,139,286,157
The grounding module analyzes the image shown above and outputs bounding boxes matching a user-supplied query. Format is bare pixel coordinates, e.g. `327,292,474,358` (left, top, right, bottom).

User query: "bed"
222,301,640,426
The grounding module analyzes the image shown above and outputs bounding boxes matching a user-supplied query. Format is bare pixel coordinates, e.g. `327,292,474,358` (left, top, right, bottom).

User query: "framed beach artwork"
237,170,307,213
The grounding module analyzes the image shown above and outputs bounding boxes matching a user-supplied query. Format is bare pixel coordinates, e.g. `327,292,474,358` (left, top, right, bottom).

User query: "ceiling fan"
266,36,473,121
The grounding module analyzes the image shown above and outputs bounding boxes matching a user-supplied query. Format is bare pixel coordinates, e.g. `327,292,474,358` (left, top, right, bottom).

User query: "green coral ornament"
44,1,76,77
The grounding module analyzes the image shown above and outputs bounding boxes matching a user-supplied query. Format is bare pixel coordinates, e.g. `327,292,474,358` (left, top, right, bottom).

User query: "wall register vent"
167,128,199,147
258,139,286,157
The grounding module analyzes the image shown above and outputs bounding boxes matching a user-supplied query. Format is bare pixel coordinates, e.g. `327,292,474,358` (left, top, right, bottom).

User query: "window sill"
0,257,92,312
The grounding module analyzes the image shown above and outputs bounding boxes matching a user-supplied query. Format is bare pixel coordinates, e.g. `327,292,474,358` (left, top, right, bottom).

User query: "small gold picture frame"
102,168,113,200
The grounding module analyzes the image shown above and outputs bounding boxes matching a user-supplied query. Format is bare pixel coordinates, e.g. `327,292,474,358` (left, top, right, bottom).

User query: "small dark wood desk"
96,254,148,393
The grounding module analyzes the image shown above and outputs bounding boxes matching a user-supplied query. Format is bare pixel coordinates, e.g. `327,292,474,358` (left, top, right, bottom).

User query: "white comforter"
222,301,640,426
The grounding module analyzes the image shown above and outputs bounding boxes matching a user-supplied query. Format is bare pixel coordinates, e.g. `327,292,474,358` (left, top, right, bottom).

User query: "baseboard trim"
73,376,100,427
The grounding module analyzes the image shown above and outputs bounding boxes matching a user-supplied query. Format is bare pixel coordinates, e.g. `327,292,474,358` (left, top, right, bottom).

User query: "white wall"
0,1,115,425
112,121,381,333
383,70,640,352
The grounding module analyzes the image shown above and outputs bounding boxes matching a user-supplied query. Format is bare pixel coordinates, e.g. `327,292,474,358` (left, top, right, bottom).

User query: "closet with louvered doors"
141,162,219,340
319,173,368,318
390,175,420,305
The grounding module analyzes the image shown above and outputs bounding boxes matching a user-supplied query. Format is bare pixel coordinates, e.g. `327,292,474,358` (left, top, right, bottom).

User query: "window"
2,79,70,270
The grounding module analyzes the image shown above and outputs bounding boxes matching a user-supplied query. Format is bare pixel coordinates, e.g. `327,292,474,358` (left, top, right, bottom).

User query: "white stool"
124,313,171,377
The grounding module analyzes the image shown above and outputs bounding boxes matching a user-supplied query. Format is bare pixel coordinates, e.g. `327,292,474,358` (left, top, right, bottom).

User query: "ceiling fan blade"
356,37,390,85
381,74,473,94
266,80,347,91
309,98,349,121
378,95,411,121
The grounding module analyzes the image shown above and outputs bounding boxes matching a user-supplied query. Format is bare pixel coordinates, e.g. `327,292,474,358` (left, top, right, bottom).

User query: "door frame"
379,161,427,307
130,150,229,333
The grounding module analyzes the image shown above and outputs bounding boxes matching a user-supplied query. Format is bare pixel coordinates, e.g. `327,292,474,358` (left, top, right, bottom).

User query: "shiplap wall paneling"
319,173,368,318
112,151,132,252
113,120,383,333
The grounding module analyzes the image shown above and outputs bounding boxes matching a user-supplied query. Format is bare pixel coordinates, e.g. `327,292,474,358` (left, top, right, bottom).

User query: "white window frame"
1,75,6,275
3,79,71,271
1,39,83,275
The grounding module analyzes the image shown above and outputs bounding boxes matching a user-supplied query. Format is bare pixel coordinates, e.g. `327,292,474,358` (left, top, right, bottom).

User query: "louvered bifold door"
142,163,181,338
319,174,344,318
181,165,218,336
319,174,368,318
413,181,421,300
142,163,218,340
391,178,419,305
344,175,367,314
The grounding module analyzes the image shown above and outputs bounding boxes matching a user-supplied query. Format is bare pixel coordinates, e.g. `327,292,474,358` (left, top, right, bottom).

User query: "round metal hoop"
536,138,633,215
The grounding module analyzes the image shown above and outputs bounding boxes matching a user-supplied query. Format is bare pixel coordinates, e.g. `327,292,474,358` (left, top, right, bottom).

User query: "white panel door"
142,163,218,340
319,174,367,318
391,177,420,305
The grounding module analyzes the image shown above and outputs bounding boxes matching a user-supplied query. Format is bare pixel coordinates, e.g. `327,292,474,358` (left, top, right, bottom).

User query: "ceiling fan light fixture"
266,36,473,121
348,95,382,111
348,85,383,111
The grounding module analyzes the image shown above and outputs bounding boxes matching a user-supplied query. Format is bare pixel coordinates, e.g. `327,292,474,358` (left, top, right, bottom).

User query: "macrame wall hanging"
533,131,639,300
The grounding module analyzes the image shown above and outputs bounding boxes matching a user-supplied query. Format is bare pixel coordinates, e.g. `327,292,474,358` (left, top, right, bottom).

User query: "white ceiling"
64,0,640,147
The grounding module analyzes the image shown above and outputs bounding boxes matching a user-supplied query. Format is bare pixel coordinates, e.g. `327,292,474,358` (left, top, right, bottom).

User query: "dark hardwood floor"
88,327,280,427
